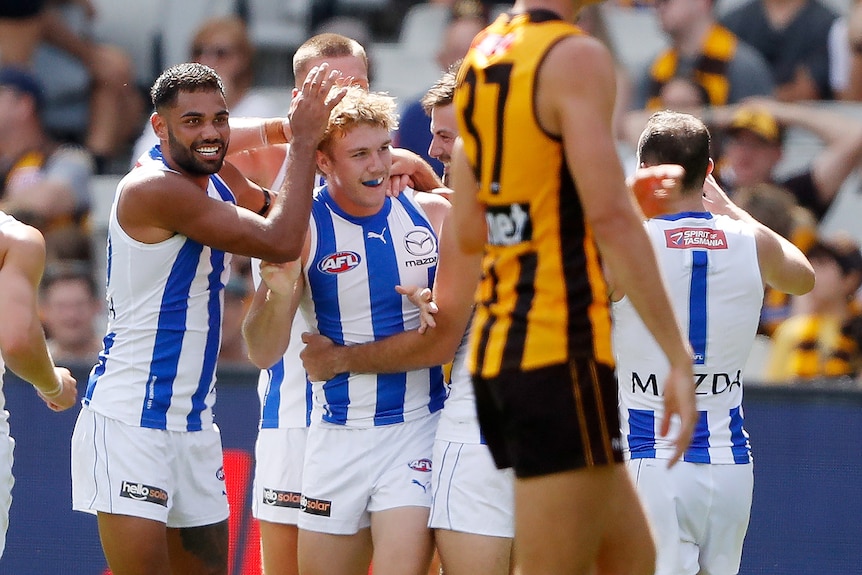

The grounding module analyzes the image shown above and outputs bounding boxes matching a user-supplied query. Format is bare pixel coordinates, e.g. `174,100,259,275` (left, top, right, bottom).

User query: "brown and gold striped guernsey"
454,9,614,379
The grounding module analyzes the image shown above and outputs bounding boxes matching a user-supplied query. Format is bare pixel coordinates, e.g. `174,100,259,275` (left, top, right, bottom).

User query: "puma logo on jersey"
486,202,531,246
367,227,387,243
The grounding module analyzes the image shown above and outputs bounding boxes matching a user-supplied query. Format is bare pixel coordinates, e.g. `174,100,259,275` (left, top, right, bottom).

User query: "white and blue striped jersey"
300,186,446,427
614,211,762,464
83,146,235,432
254,166,324,431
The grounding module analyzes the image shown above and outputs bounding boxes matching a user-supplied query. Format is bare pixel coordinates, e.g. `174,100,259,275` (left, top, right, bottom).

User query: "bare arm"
227,116,292,154
449,139,487,254
390,148,444,192
301,215,481,380
242,257,305,369
0,222,77,410
746,97,862,205
542,35,695,464
702,174,814,295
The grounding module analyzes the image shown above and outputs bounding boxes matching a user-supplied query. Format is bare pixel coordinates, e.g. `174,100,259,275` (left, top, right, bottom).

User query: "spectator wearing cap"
712,97,862,221
766,233,862,382
0,66,94,264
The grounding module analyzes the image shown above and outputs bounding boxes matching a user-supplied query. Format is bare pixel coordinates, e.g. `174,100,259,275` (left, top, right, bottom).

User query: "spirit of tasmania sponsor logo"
664,227,728,250
119,480,169,507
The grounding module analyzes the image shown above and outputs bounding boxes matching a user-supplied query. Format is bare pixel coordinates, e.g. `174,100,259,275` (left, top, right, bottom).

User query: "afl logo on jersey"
318,251,361,274
404,229,435,256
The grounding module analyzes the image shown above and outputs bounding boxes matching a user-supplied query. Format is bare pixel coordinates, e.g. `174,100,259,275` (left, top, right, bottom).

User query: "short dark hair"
637,111,711,194
150,62,225,110
420,61,460,116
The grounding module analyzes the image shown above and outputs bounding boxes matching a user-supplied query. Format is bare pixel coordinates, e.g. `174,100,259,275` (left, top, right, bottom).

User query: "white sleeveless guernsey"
83,146,235,432
301,186,446,427
614,211,763,464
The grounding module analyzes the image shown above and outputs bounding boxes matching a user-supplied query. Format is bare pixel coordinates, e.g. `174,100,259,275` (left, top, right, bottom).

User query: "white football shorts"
252,426,308,524
428,439,515,538
627,458,753,575
71,407,229,528
298,413,438,535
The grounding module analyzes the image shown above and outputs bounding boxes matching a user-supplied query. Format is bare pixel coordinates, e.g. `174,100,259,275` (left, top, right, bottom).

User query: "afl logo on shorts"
318,251,361,274
408,458,432,472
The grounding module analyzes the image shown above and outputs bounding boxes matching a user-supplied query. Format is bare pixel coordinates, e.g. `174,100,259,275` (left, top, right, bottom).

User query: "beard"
166,129,226,176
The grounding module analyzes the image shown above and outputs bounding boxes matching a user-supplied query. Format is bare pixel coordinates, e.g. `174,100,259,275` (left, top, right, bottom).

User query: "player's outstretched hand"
288,63,347,146
396,285,438,334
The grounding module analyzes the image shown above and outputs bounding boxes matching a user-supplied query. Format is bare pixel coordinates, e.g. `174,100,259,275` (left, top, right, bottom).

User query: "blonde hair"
319,86,398,152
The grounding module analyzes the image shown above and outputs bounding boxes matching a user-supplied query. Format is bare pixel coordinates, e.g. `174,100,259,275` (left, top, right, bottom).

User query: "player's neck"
667,192,708,215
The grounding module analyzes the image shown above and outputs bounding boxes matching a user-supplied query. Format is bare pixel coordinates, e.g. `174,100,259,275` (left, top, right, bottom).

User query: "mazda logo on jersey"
404,229,435,256
318,251,362,274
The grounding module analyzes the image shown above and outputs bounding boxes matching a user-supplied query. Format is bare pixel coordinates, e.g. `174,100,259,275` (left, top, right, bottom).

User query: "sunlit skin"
317,123,392,217
428,103,458,183
153,89,231,184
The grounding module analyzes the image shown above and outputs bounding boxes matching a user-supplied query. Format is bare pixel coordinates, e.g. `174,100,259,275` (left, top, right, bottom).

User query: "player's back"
614,211,762,463
454,10,613,378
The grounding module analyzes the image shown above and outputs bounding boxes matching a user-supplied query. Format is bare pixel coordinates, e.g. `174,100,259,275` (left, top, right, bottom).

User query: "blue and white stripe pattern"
302,186,445,427
84,146,235,431
613,212,762,464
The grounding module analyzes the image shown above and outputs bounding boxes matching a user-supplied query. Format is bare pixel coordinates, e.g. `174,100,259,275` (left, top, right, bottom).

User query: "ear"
151,112,168,141
706,158,715,176
316,149,330,176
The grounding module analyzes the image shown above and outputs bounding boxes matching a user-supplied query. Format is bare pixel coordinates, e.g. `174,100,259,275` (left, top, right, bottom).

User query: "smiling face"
428,103,458,181
317,123,392,217
153,88,230,177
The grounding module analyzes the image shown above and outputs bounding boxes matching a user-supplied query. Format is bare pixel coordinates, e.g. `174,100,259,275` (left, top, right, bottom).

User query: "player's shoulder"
0,217,46,276
543,32,613,76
